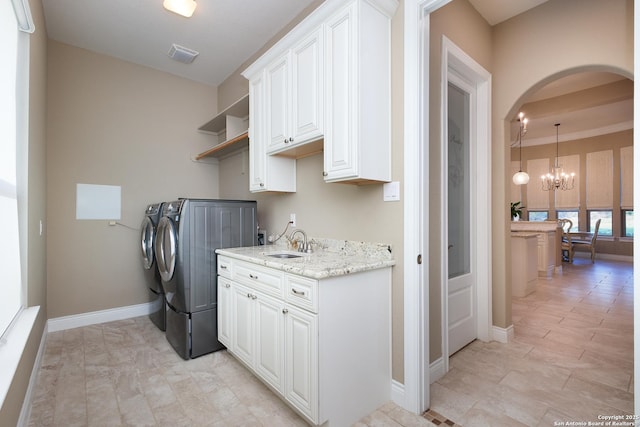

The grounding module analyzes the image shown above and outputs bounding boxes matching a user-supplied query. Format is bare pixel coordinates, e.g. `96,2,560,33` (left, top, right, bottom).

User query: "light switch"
383,181,400,202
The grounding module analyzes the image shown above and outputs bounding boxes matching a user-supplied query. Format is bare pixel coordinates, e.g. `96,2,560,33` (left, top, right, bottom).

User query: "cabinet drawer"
234,260,284,298
217,255,233,278
285,274,318,313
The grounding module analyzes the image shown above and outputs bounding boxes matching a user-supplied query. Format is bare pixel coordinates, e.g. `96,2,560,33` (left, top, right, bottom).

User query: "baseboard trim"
429,357,446,383
47,302,153,332
390,379,405,406
492,324,514,343
17,320,48,427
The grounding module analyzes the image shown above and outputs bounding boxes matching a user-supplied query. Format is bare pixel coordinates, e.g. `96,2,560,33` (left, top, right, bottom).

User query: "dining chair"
568,218,601,263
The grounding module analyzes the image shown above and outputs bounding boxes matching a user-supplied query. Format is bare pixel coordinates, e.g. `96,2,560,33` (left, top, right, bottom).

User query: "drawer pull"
291,288,306,297
224,283,230,288
282,308,288,314
220,265,228,270
249,274,259,280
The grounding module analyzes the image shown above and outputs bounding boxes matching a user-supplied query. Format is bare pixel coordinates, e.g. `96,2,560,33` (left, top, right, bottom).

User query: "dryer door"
140,216,155,270
156,216,177,282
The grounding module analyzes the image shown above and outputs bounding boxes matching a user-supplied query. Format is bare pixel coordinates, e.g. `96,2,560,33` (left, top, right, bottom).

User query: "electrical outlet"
290,213,296,227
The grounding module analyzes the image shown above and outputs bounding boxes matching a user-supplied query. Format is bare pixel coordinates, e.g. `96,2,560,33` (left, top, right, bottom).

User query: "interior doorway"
440,37,492,374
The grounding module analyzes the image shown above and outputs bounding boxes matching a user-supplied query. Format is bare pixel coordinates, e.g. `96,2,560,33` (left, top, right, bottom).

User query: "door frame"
401,0,450,414
440,36,492,374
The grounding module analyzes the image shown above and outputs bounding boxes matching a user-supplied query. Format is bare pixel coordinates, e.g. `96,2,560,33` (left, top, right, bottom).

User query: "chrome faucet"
288,229,312,253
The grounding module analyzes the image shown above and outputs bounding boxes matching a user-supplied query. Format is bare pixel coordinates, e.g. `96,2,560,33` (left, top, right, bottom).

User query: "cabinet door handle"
251,294,257,300
291,288,306,297
220,265,228,270
282,308,288,314
284,138,288,143
249,274,258,280
322,171,328,177
247,293,252,298
224,283,230,288
288,137,294,142
259,182,264,187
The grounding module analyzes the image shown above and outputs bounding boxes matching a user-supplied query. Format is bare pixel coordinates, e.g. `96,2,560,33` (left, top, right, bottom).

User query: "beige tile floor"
430,257,634,426
27,314,435,426
27,257,632,426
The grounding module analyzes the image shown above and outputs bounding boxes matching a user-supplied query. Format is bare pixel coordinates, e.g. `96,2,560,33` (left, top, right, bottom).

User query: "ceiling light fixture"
512,112,530,185
541,123,575,191
163,0,197,18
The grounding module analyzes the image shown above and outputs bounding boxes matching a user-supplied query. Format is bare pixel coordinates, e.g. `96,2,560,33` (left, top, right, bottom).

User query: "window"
557,210,579,232
0,0,32,338
588,210,612,236
528,211,548,221
622,210,634,237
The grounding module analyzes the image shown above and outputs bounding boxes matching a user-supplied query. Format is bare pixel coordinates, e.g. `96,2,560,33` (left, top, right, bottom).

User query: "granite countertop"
215,237,395,280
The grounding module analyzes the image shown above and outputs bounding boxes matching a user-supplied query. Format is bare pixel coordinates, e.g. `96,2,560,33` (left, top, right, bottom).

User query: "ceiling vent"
168,44,199,64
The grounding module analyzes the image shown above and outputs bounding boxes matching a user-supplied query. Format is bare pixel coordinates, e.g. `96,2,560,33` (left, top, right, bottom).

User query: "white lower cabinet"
217,256,390,426
217,277,233,348
284,304,318,421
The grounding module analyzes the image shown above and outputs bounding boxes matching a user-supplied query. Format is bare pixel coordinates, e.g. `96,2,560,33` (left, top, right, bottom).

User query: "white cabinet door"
323,0,392,184
217,278,233,348
284,305,318,422
267,54,290,152
291,28,323,145
324,4,357,181
248,71,297,193
232,283,255,367
249,72,267,192
255,293,285,393
267,29,323,156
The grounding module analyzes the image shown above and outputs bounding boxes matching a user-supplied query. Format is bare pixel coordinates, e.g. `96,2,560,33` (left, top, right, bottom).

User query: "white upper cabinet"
266,28,324,156
248,70,296,193
243,0,397,189
323,1,393,183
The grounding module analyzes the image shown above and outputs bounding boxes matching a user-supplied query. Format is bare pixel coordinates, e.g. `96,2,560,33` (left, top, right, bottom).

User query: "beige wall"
492,0,633,329
5,3,633,418
216,1,406,382
428,1,492,362
0,0,49,423
46,41,219,318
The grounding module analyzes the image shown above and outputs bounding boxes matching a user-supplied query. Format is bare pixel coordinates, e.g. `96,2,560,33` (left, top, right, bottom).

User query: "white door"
217,278,232,348
284,305,318,421
255,293,285,393
447,78,477,356
291,28,323,144
248,73,267,191
232,283,255,366
267,54,290,151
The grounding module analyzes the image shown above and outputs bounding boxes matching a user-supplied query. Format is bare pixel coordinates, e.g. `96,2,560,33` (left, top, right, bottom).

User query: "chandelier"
541,123,575,191
512,112,530,185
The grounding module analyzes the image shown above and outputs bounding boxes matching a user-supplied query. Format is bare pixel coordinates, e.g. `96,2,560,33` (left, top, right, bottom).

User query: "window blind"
586,150,614,209
554,154,580,209
526,158,550,209
510,160,521,204
620,146,633,209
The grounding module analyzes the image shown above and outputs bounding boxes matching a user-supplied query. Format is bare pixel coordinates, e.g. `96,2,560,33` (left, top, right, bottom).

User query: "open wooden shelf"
196,94,249,160
195,131,249,160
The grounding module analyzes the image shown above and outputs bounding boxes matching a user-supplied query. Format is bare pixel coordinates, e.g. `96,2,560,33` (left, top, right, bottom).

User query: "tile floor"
430,257,634,426
26,315,435,426
27,258,633,426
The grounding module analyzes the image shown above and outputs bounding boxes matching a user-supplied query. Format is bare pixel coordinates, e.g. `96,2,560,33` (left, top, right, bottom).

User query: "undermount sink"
267,253,303,259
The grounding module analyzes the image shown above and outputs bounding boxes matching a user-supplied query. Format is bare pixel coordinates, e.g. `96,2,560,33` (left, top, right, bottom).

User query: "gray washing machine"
155,199,257,359
140,202,166,331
